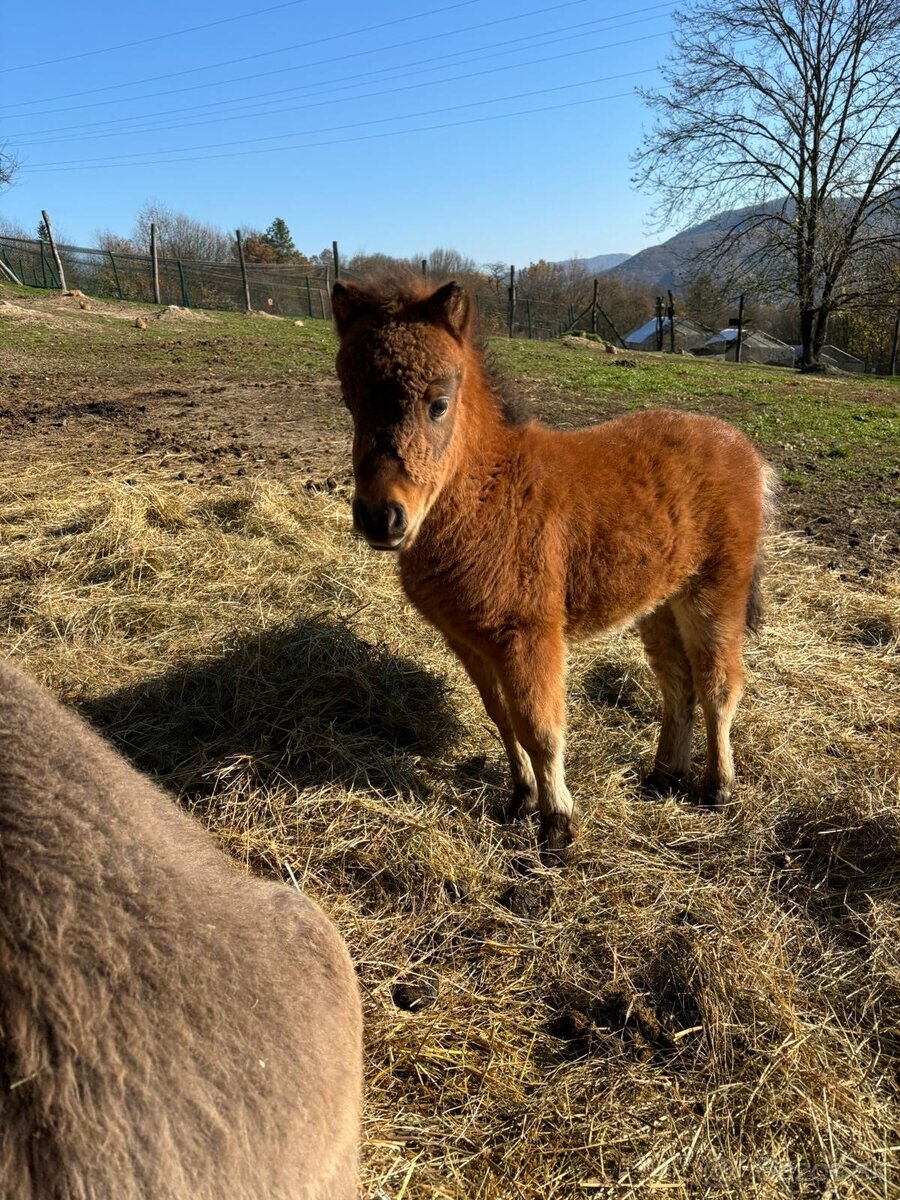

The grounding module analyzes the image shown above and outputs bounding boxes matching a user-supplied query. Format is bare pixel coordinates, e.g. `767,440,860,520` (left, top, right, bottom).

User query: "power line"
0,0,489,109
19,28,668,149
1,0,591,114
10,2,676,138
24,89,642,173
0,0,315,74
29,72,650,168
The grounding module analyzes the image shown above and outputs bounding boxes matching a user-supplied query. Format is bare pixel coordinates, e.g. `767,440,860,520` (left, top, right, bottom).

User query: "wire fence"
0,235,615,342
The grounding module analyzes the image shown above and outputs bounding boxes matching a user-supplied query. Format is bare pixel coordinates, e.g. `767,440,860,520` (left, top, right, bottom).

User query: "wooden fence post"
421,258,428,277
332,241,341,281
40,210,66,292
235,230,252,313
526,299,533,339
889,307,899,376
591,279,599,335
507,265,516,339
667,290,676,353
0,258,22,286
655,296,664,350
150,223,161,304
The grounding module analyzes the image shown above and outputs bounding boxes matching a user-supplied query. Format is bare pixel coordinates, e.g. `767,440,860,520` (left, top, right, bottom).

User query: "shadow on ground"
80,617,461,803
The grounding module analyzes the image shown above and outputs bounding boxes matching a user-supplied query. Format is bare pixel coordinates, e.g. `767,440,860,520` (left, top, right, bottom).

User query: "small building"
623,316,712,353
793,344,865,372
693,328,794,367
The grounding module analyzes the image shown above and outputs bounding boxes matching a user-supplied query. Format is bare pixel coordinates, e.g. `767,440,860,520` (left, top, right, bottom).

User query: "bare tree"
0,145,16,192
0,216,29,240
633,0,900,367
133,203,233,262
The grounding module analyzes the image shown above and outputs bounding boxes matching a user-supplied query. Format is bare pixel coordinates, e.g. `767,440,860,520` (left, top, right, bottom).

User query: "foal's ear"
423,281,472,341
331,281,370,336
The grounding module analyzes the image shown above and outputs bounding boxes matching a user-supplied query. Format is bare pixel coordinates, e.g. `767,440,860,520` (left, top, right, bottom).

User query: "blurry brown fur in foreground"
0,657,362,1200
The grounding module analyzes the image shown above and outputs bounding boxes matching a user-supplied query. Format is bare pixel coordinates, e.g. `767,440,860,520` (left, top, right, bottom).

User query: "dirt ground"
0,374,351,487
1,291,896,577
3,366,895,576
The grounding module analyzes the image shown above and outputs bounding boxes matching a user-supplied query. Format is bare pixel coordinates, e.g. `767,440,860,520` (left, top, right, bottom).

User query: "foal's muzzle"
352,497,408,550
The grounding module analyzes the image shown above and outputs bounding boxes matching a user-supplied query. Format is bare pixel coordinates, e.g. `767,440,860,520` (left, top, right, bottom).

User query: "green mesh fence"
0,236,607,341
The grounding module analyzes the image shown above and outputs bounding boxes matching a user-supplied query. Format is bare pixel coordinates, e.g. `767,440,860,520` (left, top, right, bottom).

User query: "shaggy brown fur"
0,658,362,1200
333,277,776,865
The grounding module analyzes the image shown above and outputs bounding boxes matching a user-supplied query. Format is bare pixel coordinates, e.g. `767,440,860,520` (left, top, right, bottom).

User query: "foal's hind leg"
671,585,747,806
637,602,695,793
448,639,539,818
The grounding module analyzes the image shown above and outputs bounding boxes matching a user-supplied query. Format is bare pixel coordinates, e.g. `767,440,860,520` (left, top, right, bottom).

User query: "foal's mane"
343,272,528,427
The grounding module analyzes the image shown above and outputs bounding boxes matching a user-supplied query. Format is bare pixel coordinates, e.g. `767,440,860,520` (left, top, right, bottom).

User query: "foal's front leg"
447,638,539,818
489,627,575,866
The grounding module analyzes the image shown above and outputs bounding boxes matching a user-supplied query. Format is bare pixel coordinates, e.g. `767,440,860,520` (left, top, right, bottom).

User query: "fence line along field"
0,233,586,340
1,282,898,1198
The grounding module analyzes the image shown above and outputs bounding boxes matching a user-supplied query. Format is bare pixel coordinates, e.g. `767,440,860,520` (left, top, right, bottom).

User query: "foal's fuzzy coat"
0,658,362,1200
333,277,774,864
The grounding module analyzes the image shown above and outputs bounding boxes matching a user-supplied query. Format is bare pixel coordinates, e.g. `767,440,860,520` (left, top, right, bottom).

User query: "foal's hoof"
695,779,734,809
538,815,574,868
642,767,689,798
504,783,539,822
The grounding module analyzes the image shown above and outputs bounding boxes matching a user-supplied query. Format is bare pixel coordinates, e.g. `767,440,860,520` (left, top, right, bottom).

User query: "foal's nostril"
385,502,407,537
352,497,408,543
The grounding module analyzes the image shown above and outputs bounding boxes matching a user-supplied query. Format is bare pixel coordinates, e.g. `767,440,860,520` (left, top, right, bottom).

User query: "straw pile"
1,462,897,1199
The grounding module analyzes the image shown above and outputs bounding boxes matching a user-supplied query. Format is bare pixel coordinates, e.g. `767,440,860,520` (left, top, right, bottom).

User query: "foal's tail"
746,462,779,636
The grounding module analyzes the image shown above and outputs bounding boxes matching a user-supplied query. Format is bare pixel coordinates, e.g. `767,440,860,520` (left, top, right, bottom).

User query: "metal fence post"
734,293,745,362
305,275,312,317
507,265,516,338
177,260,189,308
108,251,123,299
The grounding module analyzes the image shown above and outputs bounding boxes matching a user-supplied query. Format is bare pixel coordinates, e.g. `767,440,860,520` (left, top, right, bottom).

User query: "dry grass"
1,461,898,1199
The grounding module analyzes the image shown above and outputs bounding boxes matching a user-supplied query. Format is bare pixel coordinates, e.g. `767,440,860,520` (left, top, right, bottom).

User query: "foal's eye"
428,396,450,421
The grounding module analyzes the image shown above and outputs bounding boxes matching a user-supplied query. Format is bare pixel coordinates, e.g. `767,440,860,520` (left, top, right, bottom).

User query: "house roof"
705,328,791,349
624,316,712,343
794,343,865,366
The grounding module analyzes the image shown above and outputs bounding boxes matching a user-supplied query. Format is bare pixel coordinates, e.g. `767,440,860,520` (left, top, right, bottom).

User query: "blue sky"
0,0,680,263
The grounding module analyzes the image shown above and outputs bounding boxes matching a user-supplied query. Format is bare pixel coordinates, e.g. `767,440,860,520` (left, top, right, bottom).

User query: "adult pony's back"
333,276,775,864
0,658,362,1199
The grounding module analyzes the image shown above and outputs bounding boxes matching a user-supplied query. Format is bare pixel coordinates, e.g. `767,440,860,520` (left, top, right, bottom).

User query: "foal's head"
332,278,473,551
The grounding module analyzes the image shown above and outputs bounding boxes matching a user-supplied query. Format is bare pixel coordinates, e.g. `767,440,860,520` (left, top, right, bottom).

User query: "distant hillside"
606,203,784,289
554,252,631,274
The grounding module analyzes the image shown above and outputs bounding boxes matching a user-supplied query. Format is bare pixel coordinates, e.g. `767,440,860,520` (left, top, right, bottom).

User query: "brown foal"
333,277,774,864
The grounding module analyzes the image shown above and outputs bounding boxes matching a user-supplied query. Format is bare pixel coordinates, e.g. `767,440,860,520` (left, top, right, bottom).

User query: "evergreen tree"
261,218,298,263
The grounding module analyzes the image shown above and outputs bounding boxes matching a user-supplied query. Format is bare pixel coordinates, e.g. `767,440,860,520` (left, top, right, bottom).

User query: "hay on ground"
0,462,897,1199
